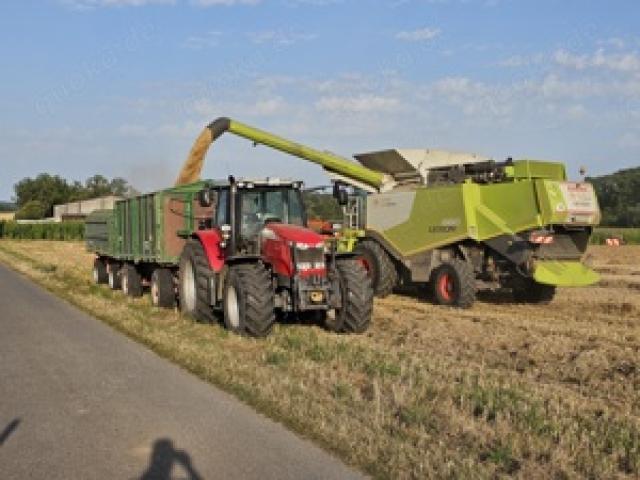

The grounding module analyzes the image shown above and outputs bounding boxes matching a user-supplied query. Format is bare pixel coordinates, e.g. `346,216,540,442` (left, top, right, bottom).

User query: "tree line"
12,174,137,220
587,166,640,227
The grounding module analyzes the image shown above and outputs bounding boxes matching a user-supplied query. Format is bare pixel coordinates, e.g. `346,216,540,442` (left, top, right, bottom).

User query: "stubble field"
0,240,638,479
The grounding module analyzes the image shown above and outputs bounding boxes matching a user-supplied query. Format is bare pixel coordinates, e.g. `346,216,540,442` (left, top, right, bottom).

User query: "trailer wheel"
223,263,275,337
121,263,143,298
326,259,373,334
513,281,556,304
151,268,175,308
354,239,398,298
108,263,121,290
430,258,475,308
179,240,216,324
93,257,108,284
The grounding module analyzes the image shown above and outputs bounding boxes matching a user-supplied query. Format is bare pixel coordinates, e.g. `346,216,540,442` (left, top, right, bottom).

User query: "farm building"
53,195,121,222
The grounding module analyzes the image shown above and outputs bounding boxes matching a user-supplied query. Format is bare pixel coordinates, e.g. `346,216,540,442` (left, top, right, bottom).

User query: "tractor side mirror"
198,188,216,208
333,183,348,206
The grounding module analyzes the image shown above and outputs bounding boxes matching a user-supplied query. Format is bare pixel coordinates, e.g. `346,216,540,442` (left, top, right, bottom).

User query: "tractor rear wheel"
325,259,373,333
513,280,556,304
93,257,108,284
179,240,216,323
223,263,275,337
121,263,143,298
430,258,476,308
354,239,398,298
151,268,175,308
108,263,121,290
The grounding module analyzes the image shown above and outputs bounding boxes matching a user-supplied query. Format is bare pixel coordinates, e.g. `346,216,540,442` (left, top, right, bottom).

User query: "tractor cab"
206,178,307,255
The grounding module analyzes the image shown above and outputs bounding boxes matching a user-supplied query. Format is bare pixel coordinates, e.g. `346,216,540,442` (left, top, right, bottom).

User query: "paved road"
0,263,365,480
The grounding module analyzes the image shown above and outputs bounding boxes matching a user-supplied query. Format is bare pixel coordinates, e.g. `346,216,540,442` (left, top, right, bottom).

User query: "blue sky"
1,0,639,199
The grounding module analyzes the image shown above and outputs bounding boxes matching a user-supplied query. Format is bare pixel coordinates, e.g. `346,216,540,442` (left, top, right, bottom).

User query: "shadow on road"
139,438,203,480
0,418,21,446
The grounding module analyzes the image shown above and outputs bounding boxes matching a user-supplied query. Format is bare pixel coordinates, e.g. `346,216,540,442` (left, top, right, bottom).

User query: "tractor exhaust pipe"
175,117,391,190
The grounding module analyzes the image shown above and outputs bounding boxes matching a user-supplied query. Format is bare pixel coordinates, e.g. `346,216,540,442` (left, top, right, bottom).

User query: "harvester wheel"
93,257,108,284
179,240,216,324
430,258,475,308
151,268,175,308
108,263,121,290
354,239,398,298
223,263,275,337
512,280,556,304
326,259,373,334
121,263,143,298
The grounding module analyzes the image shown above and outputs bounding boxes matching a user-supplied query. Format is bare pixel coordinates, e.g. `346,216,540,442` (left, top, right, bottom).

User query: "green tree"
13,174,73,216
14,200,47,220
13,173,136,217
587,166,640,227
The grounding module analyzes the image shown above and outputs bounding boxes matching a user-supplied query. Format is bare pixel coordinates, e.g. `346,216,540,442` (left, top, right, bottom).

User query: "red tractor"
178,177,373,336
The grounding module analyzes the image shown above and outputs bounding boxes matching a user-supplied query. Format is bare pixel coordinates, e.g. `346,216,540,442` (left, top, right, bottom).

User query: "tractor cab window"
215,189,229,226
287,189,304,226
239,188,304,240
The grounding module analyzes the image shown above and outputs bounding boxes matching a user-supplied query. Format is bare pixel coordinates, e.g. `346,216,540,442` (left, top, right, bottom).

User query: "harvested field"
1,241,638,479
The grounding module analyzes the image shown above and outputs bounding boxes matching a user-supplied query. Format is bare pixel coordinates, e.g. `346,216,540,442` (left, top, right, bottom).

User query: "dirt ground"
0,241,638,479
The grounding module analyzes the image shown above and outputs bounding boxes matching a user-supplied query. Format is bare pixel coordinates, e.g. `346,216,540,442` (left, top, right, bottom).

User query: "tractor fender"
192,230,225,272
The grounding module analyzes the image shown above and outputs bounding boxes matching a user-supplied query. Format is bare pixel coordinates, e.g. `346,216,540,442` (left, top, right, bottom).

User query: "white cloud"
61,0,258,7
498,53,544,68
183,31,223,49
395,27,440,42
554,48,640,74
315,94,400,113
191,0,260,5
61,0,175,8
247,30,317,46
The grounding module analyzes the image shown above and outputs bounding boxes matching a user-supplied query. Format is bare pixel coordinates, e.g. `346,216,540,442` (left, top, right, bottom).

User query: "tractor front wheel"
223,263,275,337
354,239,398,298
430,258,476,308
179,240,216,323
512,280,556,304
325,259,373,334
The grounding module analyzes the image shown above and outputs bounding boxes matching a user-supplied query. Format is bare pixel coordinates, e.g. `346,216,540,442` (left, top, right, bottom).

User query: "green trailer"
87,181,212,267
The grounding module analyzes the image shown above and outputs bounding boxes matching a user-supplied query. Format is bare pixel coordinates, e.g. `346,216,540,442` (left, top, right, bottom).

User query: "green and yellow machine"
168,117,602,308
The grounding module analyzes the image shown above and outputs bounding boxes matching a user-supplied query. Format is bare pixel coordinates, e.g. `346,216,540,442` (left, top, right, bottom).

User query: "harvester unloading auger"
174,116,601,308
175,117,392,190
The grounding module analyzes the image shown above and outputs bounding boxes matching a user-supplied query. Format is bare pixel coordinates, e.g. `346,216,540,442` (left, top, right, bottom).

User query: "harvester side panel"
366,186,468,257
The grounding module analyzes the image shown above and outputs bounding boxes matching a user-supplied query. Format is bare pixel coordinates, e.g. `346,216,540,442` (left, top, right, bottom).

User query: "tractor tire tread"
226,263,275,337
331,259,373,333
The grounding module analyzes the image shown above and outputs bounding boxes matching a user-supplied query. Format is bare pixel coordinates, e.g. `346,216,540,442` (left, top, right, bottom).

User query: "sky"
1,0,639,200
